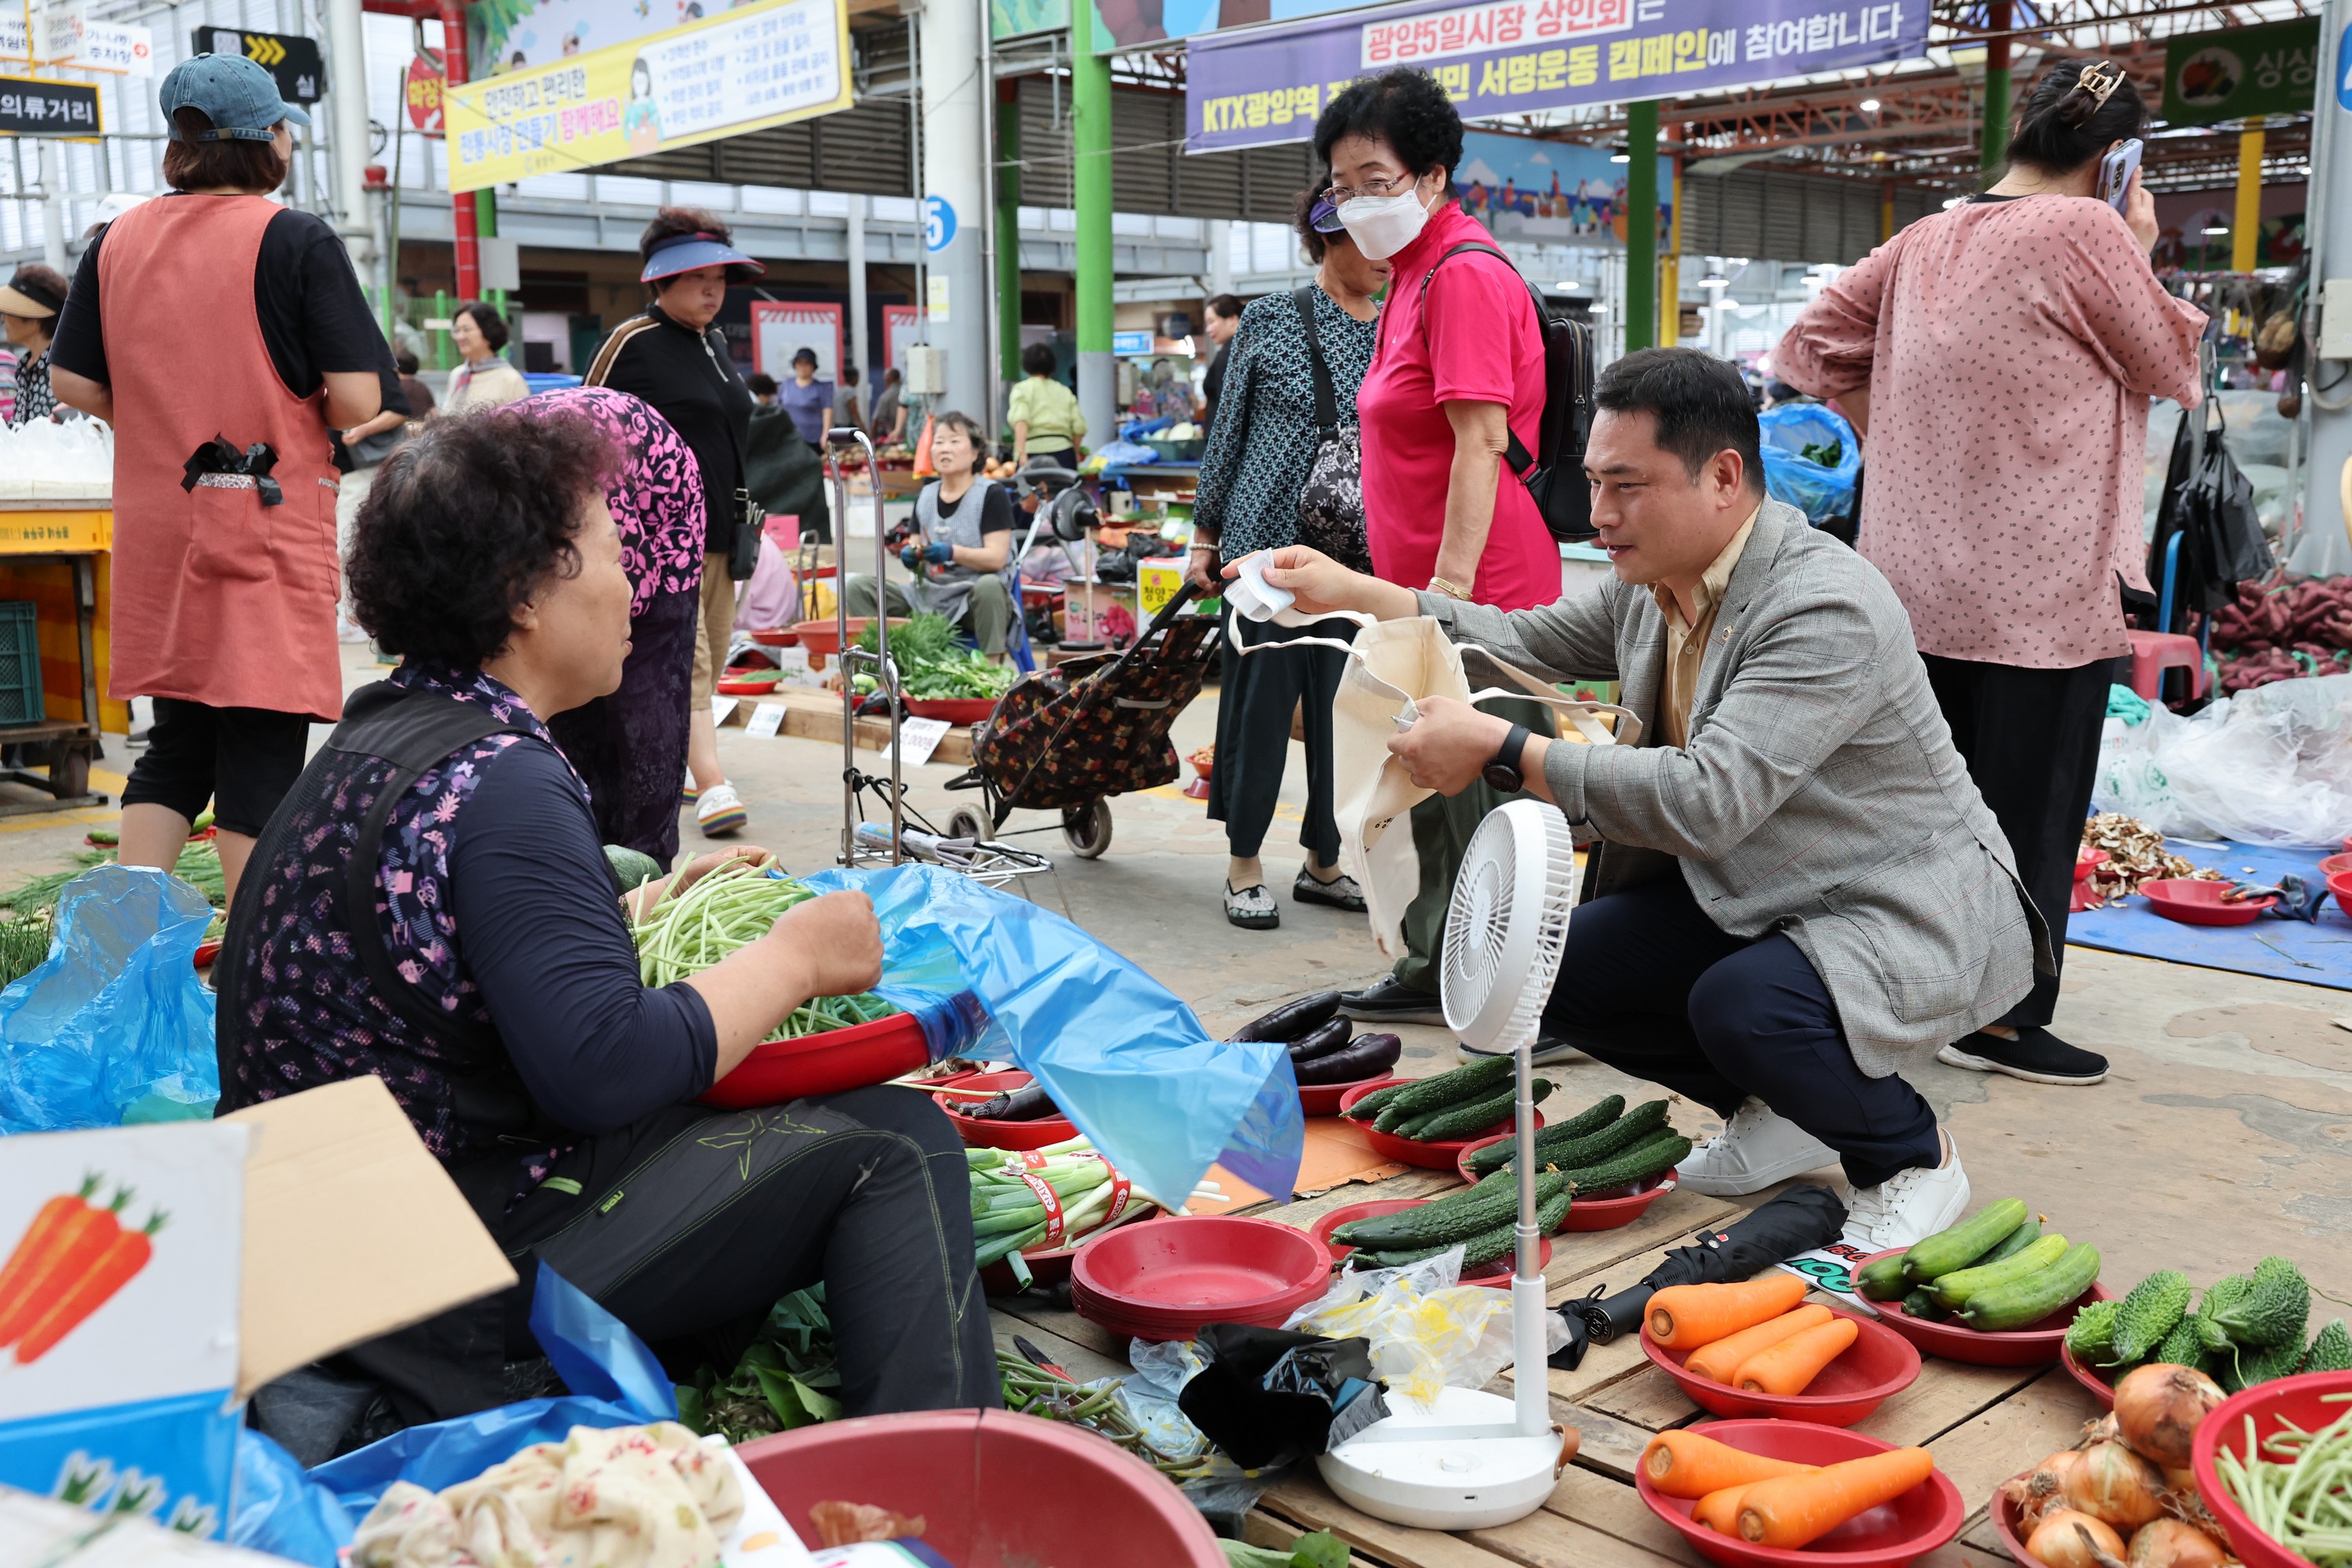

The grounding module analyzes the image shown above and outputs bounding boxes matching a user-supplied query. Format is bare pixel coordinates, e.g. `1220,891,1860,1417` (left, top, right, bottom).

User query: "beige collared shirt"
1650,507,1759,749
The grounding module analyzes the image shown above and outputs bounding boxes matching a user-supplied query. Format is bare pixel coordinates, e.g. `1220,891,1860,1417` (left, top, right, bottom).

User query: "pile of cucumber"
1854,1199,2102,1333
1327,1167,1577,1270
1456,1091,1689,1190
1341,1054,1543,1145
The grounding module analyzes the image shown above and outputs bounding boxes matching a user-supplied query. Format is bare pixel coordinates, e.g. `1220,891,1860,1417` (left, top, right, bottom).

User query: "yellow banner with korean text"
443,0,849,194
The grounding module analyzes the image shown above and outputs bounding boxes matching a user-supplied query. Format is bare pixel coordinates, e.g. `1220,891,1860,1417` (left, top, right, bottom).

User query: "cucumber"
1973,1217,2044,1269
1552,1131,1690,1194
1958,1243,2101,1333
1929,1232,2071,1310
1856,1252,1914,1302
1344,1080,1415,1123
1359,1054,1515,1125
1405,1079,1553,1142
1902,1199,2031,1283
1465,1094,1626,1174
1900,1287,1951,1323
1356,1185,1577,1270
1343,1171,1574,1252
1494,1100,1670,1178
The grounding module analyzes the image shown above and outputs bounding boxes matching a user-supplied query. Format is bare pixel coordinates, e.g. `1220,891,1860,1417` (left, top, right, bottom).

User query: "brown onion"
2113,1363,2227,1472
2063,1441,2169,1531
2028,1510,2129,1568
2005,1450,2089,1530
2125,1519,2229,1568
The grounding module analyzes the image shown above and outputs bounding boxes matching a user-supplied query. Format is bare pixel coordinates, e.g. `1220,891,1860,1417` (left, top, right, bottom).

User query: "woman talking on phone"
1777,60,2204,1090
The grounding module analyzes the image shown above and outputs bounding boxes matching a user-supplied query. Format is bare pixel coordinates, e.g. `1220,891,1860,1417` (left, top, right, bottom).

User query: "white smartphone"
2097,139,2143,212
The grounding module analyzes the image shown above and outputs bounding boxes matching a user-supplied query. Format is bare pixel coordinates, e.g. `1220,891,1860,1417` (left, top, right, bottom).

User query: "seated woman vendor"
216,405,997,1454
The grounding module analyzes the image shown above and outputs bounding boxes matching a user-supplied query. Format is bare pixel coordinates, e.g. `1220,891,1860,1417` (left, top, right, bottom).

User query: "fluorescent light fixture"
1727,257,1749,267
1609,152,1630,163
2202,225,2230,235
1859,98,1881,112
1554,279,1586,292
1700,274,1728,287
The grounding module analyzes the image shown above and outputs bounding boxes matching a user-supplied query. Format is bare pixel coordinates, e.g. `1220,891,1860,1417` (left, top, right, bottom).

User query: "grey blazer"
1422,499,2049,1074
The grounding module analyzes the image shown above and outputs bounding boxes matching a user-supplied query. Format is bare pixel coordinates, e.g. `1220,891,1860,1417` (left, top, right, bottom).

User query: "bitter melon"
2299,1319,2352,1375
2109,1270,2194,1365
2207,1255,2310,1351
2064,1298,2120,1362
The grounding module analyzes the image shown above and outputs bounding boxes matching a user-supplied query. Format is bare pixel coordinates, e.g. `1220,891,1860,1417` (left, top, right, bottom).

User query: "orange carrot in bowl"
1684,1304,1833,1384
1641,1428,1818,1499
1646,1275,1809,1349
1734,1316,1859,1395
1735,1447,1936,1548
1693,1483,1756,1535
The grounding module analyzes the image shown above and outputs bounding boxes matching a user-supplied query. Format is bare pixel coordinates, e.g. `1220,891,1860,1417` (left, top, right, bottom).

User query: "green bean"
630,861,896,1041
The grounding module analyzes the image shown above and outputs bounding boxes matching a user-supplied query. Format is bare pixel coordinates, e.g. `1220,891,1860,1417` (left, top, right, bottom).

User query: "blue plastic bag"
804,864,1303,1210
229,1430,355,1568
1092,438,1161,466
1758,402,1860,526
0,864,219,1133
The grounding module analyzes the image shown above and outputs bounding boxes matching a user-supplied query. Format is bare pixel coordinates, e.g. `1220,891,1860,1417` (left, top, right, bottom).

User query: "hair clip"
2075,60,2125,113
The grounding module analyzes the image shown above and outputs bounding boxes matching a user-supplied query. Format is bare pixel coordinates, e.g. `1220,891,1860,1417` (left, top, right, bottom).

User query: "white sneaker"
1840,1131,1971,1251
696,782,748,837
1679,1098,1839,1196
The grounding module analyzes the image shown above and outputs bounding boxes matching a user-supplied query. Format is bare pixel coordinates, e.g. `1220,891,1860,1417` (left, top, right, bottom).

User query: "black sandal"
1292,864,1367,913
1224,882,1280,930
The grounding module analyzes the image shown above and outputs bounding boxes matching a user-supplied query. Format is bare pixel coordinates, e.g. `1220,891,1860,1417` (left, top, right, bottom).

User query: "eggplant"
964,1083,1061,1121
1229,991,1342,1043
1294,1032,1402,1085
1286,1017,1355,1063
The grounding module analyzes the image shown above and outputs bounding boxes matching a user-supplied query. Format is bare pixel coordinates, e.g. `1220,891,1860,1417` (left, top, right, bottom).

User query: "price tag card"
771,646,818,687
747,702,787,739
879,716,952,768
710,697,739,726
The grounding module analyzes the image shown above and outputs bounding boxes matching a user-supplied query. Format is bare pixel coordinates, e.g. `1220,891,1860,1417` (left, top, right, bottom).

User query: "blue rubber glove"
899,543,924,572
921,541,956,564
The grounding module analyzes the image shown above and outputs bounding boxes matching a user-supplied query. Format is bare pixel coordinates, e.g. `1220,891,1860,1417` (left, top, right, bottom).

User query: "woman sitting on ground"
216,405,996,1450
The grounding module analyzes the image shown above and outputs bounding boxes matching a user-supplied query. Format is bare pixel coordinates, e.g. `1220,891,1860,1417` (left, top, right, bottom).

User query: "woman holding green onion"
216,407,997,1457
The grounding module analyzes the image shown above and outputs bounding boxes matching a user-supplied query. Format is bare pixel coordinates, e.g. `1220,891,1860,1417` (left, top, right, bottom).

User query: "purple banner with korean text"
1185,0,1926,154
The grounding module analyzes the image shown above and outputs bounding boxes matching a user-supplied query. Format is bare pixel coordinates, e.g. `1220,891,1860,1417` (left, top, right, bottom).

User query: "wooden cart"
0,499,118,814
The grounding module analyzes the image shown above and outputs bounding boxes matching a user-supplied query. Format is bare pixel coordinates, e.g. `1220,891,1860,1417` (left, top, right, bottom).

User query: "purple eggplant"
1286,1017,1355,1063
965,1083,1061,1121
1294,1033,1402,1085
1229,991,1342,1043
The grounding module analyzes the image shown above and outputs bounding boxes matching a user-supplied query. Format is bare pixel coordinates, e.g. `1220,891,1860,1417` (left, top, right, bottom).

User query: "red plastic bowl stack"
1069,1216,1330,1341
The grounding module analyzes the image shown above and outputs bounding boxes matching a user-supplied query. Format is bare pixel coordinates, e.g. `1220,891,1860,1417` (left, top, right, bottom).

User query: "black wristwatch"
1482,724,1532,794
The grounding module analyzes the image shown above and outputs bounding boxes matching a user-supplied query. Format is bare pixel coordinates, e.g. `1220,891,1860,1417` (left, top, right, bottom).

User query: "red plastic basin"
1336,1077,1544,1171
2330,869,2352,922
2059,1342,2117,1410
1635,1418,1964,1568
1307,1199,1550,1288
905,696,1000,725
1987,1472,2045,1568
935,1071,1077,1151
1298,1073,1388,1118
1454,1133,1679,1230
2314,851,2352,880
2194,1369,2352,1568
2142,877,2274,926
700,1013,931,1108
1854,1249,2111,1367
1072,1215,1328,1328
737,1408,1223,1566
1640,1308,1918,1426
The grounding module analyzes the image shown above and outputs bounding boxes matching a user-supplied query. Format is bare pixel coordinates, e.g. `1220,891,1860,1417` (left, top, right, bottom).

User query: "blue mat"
2065,838,2352,991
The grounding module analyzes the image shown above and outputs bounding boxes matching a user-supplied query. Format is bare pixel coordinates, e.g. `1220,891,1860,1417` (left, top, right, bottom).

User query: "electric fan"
1316,797,1579,1530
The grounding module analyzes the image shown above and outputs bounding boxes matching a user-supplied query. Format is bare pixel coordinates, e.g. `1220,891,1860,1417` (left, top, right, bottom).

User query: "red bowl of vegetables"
1853,1250,2111,1367
1453,1133,1679,1230
2193,1370,2352,1568
1337,1077,1543,1171
1640,1307,1919,1426
1307,1198,1549,1288
2142,877,2274,926
2058,1342,2118,1410
702,1011,931,1108
934,1070,1078,1151
1635,1419,1963,1568
903,697,1000,725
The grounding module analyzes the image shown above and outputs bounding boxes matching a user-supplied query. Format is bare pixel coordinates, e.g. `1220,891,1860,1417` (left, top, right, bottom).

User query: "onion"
2005,1449,2089,1530
2028,1509,2129,1568
2113,1363,2227,1471
2125,1519,2229,1568
2063,1440,2170,1531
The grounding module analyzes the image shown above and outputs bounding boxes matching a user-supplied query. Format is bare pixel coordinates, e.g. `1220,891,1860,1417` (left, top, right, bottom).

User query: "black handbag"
1291,285,1374,573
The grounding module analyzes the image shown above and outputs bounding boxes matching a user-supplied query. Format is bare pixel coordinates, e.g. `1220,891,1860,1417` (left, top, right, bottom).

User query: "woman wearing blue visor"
586,208,765,841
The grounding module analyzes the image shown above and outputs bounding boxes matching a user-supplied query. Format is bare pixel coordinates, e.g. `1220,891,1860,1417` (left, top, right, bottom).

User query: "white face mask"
1336,182,1436,262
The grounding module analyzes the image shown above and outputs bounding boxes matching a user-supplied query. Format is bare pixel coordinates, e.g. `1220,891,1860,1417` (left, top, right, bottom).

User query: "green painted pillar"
1980,1,2012,173
1072,0,1115,445
1624,100,1658,354
997,79,1024,386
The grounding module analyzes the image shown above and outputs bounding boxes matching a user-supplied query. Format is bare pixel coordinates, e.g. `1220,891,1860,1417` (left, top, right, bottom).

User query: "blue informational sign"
1112,330,1154,354
924,195,957,252
2338,24,2352,111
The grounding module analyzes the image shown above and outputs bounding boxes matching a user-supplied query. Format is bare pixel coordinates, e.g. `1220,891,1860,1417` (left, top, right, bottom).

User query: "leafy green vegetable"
675,1287,842,1444
851,614,1016,700
0,913,51,988
1221,1533,1348,1568
855,611,962,666
1799,437,1844,466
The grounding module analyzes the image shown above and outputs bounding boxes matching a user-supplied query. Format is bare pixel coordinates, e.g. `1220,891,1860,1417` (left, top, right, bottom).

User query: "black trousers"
1920,653,2114,1031
1541,875,1941,1189
1206,608,1345,864
122,697,310,837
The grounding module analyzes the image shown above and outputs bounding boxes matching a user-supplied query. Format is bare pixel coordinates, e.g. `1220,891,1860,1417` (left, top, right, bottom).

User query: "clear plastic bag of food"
1279,1250,1567,1404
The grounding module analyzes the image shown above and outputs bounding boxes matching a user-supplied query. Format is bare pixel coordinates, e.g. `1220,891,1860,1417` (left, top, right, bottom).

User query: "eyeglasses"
1321,173,1418,206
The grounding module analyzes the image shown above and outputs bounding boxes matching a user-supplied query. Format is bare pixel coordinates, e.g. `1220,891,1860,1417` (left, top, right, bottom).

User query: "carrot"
0,1175,101,1329
1684,1305,1834,1384
1693,1483,1757,1535
13,1210,165,1366
1734,1316,1860,1395
1735,1447,1937,1549
0,1187,128,1349
1646,1275,1809,1349
1641,1428,1818,1499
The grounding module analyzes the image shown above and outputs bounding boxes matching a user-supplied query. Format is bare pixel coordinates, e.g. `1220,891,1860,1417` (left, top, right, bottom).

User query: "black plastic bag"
2147,404,2273,626
1177,1325,1387,1470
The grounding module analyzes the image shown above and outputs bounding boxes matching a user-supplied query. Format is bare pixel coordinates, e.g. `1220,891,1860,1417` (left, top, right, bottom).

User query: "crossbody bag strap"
1292,284,1340,437
1416,241,1542,476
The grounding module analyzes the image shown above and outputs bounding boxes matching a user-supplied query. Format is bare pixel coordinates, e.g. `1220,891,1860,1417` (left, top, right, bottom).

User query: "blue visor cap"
162,53,311,142
1307,196,1345,234
641,232,766,284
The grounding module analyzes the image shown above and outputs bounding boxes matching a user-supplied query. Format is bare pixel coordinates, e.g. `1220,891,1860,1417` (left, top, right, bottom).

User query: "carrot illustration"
1646,1275,1809,1349
1693,1482,1758,1535
1641,1428,1818,1499
0,1175,101,1327
0,1186,129,1349
1735,1316,1860,1395
1735,1447,1937,1548
13,1210,165,1366
1684,1304,1833,1384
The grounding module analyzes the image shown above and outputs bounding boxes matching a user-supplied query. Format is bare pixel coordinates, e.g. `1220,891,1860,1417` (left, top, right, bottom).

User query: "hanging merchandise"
1756,403,1861,528
2146,386,2274,630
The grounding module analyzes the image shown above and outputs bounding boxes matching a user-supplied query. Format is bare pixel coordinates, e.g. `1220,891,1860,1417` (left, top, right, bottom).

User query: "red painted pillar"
441,0,480,300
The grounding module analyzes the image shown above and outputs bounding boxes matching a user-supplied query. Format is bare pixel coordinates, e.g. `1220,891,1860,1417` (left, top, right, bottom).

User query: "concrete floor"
6,650,2347,1305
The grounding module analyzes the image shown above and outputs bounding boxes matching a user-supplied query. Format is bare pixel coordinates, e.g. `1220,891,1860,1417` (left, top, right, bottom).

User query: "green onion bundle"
630,859,896,1040
2216,1392,2352,1565
965,1141,1146,1272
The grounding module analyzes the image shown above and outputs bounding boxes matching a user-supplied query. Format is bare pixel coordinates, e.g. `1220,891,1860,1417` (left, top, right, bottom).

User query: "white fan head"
1439,799,1578,1054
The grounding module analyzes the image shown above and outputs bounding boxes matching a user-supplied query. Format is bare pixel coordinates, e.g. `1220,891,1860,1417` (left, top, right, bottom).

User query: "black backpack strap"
1416,241,1544,476
1292,284,1340,438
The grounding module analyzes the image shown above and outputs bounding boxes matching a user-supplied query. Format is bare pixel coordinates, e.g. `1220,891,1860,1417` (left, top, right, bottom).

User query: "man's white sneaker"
1679,1099,1839,1196
1840,1131,1971,1250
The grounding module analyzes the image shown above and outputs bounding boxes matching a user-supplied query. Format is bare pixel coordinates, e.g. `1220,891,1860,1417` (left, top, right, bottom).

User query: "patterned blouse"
1192,285,1378,564
520,385,706,617
4,345,67,426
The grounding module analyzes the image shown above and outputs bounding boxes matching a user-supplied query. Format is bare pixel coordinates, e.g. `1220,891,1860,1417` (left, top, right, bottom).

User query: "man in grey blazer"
1254,349,2047,1248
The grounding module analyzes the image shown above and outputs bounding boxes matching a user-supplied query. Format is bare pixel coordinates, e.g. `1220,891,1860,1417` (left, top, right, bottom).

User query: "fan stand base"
1315,1387,1560,1530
